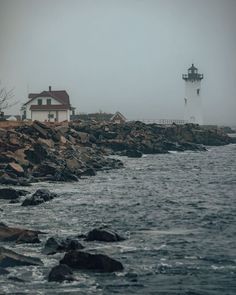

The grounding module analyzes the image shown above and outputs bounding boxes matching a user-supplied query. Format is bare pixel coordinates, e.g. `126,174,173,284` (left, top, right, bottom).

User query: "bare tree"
0,84,17,116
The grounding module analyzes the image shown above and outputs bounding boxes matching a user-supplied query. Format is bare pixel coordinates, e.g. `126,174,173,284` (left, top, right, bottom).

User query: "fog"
0,0,235,125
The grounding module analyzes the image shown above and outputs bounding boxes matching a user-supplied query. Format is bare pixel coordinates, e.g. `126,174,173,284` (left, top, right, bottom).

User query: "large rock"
86,228,125,242
0,267,9,275
0,247,43,268
48,264,75,283
0,224,41,243
0,188,29,200
6,162,24,176
43,237,84,255
48,264,74,282
22,189,58,206
125,149,143,158
32,121,50,139
60,251,123,272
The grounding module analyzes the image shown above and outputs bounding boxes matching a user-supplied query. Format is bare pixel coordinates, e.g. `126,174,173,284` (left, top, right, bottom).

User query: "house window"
47,99,51,105
38,99,42,105
48,113,54,119
197,89,200,95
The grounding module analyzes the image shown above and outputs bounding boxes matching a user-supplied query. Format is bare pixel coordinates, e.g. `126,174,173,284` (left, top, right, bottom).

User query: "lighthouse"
182,64,204,125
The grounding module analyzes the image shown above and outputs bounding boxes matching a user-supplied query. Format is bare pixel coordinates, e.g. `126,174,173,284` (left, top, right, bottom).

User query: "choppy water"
0,144,236,295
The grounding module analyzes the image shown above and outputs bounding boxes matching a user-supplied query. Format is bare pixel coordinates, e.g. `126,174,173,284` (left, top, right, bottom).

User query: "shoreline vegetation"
0,120,235,283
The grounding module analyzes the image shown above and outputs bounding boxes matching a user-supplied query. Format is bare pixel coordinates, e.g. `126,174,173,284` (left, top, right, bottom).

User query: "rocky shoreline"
0,120,235,284
0,120,234,185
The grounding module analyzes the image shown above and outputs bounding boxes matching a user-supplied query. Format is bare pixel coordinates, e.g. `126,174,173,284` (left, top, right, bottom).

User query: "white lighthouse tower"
182,64,204,125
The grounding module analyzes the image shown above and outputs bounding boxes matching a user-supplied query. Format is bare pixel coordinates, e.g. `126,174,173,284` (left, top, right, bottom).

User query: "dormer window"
47,99,51,105
38,99,42,105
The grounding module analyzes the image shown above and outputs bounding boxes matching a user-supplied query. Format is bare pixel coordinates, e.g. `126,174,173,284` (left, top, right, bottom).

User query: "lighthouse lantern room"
182,64,204,125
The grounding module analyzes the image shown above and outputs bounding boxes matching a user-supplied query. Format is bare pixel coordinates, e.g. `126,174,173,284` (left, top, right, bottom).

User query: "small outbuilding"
110,111,126,124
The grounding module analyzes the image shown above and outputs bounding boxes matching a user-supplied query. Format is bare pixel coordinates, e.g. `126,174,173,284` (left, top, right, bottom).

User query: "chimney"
49,86,52,92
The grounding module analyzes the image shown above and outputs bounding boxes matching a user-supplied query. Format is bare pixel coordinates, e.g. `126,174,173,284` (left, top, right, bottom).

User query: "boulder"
60,251,123,272
43,236,84,255
25,144,50,164
0,224,41,243
6,162,24,176
0,188,29,200
79,167,96,176
125,149,143,158
86,228,125,242
22,189,58,206
48,264,74,282
0,267,10,276
0,267,9,275
0,174,31,186
32,121,49,139
0,247,43,268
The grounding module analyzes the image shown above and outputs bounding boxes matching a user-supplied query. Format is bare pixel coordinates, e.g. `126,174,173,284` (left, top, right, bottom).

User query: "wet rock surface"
60,251,124,272
86,228,125,242
0,188,29,200
22,189,58,206
0,224,41,243
48,264,75,282
0,247,43,268
43,236,84,255
0,121,233,185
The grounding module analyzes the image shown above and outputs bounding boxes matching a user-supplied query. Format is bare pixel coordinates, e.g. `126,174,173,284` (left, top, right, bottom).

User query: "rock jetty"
0,120,234,185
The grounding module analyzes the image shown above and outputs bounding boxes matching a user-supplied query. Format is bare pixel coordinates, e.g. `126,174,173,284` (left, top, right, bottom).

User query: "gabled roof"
110,111,126,122
25,89,70,107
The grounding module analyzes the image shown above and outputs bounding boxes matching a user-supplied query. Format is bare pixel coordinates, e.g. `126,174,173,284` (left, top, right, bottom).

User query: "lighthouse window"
197,89,200,95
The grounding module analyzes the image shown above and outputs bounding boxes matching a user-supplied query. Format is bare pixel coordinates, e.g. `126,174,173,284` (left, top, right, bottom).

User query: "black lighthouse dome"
182,64,203,81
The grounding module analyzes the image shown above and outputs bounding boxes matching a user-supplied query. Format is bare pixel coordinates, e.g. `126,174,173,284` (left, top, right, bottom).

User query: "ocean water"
0,144,236,295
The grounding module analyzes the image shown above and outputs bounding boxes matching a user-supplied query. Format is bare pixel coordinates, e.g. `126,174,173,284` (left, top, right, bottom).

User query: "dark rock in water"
43,236,84,255
60,251,124,272
48,264,74,282
179,141,206,152
0,247,43,268
22,189,58,206
16,231,41,244
125,149,143,158
0,188,28,200
0,267,9,275
86,228,125,242
0,176,18,185
9,198,21,204
0,175,31,186
79,167,96,176
0,224,41,243
8,276,25,282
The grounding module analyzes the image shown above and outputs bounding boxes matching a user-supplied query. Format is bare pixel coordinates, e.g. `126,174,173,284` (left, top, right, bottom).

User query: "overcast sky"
0,0,235,124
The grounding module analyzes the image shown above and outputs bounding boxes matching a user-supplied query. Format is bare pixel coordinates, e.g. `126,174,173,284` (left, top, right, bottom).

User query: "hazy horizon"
0,0,236,125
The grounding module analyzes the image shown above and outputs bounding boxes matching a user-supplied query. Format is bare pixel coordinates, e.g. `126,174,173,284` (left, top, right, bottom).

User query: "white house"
22,86,74,122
